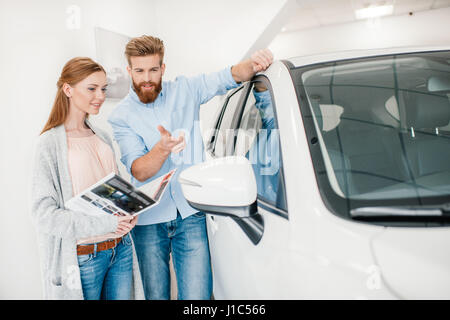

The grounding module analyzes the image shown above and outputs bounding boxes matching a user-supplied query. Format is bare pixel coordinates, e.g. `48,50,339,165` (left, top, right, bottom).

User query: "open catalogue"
66,169,176,217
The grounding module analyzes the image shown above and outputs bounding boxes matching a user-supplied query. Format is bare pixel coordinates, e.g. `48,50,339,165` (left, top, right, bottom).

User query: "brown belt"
76,237,123,256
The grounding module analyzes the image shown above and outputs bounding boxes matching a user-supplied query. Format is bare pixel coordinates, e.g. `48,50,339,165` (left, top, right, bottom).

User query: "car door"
206,76,292,299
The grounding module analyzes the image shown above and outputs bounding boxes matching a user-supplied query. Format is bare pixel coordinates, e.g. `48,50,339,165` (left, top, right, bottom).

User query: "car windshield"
291,50,450,224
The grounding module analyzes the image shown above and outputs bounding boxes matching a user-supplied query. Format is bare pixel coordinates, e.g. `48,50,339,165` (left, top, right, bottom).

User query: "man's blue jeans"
131,212,212,300
77,234,133,300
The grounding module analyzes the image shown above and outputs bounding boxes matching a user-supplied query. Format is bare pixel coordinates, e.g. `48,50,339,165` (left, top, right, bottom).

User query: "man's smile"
140,82,156,91
142,84,154,90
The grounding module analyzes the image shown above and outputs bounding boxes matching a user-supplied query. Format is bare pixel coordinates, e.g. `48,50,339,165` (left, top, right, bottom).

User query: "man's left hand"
231,48,274,83
250,49,274,73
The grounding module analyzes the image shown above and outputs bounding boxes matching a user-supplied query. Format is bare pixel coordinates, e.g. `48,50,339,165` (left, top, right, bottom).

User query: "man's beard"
132,79,162,104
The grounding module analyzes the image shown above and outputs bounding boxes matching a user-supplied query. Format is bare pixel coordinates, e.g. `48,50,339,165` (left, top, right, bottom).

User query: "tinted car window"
292,50,450,226
236,81,287,213
212,86,245,157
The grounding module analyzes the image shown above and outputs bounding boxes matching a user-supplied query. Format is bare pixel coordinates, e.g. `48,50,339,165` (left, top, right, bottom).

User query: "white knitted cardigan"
30,121,144,300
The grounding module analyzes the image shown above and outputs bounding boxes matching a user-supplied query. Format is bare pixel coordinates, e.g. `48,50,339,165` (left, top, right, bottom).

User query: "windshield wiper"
350,206,448,218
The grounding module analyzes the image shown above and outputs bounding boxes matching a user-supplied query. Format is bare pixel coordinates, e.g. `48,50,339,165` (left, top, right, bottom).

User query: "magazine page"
138,169,177,202
65,169,175,217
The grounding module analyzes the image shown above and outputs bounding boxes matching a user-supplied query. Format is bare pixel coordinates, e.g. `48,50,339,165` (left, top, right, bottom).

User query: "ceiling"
282,0,450,32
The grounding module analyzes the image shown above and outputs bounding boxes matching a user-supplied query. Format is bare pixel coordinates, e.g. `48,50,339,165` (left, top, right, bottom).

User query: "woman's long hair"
40,57,106,134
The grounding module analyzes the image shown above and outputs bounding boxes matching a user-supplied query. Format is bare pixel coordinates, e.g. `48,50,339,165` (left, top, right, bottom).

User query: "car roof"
286,46,450,68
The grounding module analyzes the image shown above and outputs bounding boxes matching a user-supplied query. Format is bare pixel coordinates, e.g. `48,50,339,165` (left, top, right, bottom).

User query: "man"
108,35,273,300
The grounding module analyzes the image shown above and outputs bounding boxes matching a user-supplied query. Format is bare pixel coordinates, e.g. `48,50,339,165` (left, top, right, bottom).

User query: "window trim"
206,85,247,157
209,76,289,219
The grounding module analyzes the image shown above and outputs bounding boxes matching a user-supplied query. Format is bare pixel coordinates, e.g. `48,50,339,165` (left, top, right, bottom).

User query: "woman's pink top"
67,133,120,245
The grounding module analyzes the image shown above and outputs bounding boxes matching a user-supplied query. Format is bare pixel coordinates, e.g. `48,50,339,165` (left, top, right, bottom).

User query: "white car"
179,47,450,299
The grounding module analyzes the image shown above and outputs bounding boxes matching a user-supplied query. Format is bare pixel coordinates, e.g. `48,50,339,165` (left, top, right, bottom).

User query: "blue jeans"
131,212,212,300
77,234,133,300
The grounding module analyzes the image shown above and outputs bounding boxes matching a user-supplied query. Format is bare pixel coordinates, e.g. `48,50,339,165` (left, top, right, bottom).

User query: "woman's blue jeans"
77,234,133,300
131,212,212,300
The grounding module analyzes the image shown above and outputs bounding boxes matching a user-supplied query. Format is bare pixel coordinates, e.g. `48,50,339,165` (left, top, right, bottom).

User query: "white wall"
5,0,447,300
0,0,159,300
269,6,450,59
0,0,288,299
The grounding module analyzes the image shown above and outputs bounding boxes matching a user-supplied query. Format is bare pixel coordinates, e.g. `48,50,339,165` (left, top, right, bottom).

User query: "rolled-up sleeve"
108,110,148,176
186,66,239,105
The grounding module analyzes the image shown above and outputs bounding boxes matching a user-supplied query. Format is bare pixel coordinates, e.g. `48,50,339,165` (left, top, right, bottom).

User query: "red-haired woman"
31,57,143,300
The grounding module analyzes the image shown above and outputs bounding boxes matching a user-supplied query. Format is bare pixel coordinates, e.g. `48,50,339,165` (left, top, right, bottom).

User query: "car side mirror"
178,156,258,218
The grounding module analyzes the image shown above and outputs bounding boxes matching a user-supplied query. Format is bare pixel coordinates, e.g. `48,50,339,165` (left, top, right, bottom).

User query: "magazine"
65,169,176,217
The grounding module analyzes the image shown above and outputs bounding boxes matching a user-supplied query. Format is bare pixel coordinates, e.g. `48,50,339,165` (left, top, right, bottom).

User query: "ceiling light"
355,4,394,20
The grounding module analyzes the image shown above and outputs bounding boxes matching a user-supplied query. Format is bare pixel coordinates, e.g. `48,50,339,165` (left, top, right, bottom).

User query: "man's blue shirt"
108,67,238,225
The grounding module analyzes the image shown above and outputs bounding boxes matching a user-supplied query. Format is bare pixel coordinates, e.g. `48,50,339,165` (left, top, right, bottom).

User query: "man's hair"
125,35,165,66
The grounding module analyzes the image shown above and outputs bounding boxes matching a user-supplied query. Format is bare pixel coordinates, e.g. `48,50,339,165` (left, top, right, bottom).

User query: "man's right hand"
130,125,185,182
157,125,186,154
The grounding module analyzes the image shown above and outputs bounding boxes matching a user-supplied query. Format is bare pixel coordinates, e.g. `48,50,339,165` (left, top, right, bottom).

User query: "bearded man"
108,35,273,300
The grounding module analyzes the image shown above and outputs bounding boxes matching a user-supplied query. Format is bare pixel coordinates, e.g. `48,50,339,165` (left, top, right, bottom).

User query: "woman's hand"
115,215,137,236
130,215,139,228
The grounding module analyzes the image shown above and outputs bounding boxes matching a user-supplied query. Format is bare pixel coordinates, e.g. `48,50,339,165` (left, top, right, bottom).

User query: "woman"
31,57,143,300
